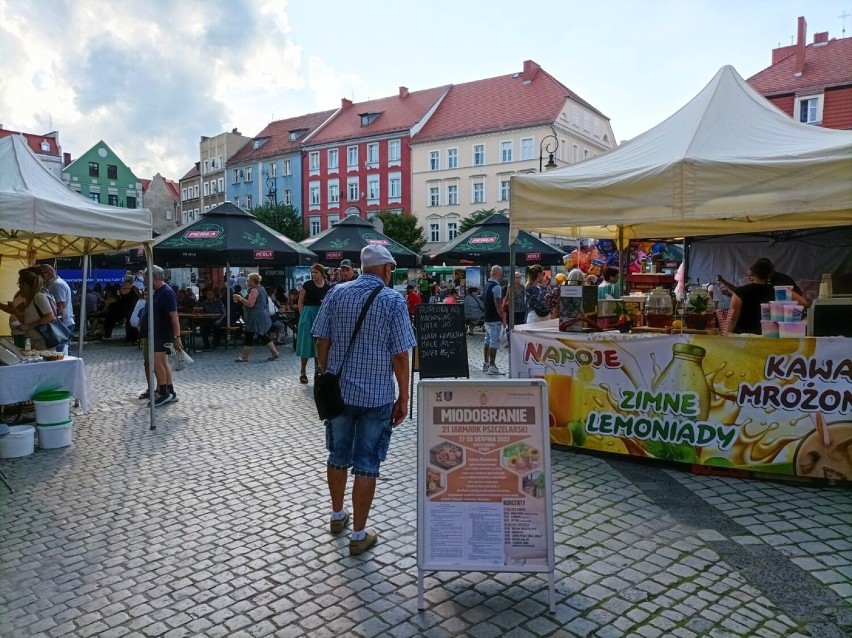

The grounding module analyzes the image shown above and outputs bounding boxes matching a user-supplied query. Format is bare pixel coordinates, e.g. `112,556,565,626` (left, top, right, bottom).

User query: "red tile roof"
307,86,450,145
228,110,336,164
412,61,606,144
748,35,852,96
140,178,152,192
165,179,180,200
0,128,60,156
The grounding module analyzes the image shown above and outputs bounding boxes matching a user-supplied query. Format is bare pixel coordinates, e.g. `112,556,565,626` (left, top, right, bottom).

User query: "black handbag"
34,300,73,348
314,285,383,420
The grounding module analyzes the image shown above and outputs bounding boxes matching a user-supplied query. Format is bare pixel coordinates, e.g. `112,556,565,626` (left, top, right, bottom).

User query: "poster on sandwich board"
416,379,555,610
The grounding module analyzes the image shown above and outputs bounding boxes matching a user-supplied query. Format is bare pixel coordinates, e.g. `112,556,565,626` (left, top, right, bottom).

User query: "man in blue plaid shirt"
313,244,415,556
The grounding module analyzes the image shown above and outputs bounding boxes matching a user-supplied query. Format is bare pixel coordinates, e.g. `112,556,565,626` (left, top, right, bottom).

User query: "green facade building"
62,140,142,208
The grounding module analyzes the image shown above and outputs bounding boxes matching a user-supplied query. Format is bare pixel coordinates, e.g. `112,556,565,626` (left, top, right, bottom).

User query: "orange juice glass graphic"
545,372,583,427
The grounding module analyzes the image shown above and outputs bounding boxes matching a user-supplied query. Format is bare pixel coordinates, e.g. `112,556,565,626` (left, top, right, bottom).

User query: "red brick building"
748,16,852,130
300,85,450,235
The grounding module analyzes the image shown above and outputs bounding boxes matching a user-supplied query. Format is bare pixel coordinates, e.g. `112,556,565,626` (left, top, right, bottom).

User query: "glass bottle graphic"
652,343,710,420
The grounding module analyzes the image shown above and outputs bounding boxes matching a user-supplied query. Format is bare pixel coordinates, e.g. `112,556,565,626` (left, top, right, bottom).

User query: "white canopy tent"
510,65,852,242
0,134,159,430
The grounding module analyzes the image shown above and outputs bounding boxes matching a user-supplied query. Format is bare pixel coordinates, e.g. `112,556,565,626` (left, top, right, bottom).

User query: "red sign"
325,251,343,260
254,250,274,260
186,230,220,239
525,253,541,262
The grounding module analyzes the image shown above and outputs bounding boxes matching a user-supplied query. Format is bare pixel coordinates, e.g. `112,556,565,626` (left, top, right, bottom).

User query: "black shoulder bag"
314,285,383,421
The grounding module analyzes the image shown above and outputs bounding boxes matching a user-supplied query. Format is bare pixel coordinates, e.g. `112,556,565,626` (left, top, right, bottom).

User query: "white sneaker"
487,364,501,375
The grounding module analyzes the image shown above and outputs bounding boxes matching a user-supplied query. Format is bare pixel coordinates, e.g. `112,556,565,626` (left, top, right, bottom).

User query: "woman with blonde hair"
231,272,280,362
296,263,329,383
0,270,59,350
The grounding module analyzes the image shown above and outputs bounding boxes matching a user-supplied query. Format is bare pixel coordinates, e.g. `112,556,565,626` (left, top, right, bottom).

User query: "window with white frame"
245,166,252,182
366,142,379,166
347,177,359,201
447,184,458,205
473,144,485,166
447,222,458,240
367,174,379,201
429,150,439,171
310,216,321,236
572,108,580,126
217,177,224,192
584,149,590,158
500,141,512,163
182,187,188,200
521,138,534,160
245,194,252,209
429,223,440,243
283,189,292,205
309,182,320,206
328,148,339,170
447,148,458,169
328,179,340,204
388,173,401,199
327,214,339,226
584,114,591,131
217,155,223,170
472,182,484,203
232,196,240,207
796,95,823,124
573,145,579,162
593,118,601,137
203,182,209,196
428,186,440,207
269,162,277,177
202,159,209,174
283,159,291,175
388,139,401,162
309,151,320,172
193,185,199,198
232,170,239,184
347,145,358,168
499,179,510,201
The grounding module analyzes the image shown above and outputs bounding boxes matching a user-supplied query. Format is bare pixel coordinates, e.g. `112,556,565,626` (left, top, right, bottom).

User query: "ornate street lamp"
265,172,278,206
539,134,559,172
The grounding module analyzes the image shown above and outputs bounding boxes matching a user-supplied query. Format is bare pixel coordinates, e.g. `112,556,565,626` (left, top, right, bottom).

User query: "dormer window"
41,140,50,152
289,129,308,141
359,112,381,127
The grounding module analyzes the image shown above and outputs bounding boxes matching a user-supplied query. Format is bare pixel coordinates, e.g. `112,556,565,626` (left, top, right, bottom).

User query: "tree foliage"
459,208,498,234
375,210,426,254
251,203,308,242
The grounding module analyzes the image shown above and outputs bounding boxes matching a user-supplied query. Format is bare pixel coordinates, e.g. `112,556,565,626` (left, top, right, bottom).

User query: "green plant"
614,301,640,323
687,294,711,314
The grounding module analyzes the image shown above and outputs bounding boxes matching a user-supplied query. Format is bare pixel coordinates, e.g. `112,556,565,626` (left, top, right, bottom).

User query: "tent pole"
225,261,231,330
78,255,89,358
145,244,156,432
618,226,625,294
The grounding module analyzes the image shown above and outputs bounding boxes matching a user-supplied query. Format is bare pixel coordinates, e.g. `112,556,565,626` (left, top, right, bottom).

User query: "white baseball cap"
360,244,396,268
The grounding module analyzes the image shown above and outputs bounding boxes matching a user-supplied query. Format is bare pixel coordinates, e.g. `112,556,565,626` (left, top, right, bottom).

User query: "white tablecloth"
0,356,89,412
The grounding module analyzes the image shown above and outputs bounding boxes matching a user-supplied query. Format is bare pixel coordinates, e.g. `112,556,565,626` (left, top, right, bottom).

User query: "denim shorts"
326,403,394,478
484,321,502,348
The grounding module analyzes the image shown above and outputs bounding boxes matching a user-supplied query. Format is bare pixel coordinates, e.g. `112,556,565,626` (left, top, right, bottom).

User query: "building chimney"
399,86,409,99
63,152,72,167
794,16,807,77
522,60,541,82
341,97,353,109
813,31,829,45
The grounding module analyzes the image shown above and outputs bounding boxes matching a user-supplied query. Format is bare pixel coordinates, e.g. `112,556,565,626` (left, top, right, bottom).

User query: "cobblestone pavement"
1,335,850,638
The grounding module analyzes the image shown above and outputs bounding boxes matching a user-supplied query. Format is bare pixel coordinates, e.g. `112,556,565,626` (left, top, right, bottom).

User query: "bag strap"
335,284,383,375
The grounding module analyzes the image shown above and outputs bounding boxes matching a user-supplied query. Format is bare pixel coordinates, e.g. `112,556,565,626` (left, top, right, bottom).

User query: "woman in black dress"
295,264,329,383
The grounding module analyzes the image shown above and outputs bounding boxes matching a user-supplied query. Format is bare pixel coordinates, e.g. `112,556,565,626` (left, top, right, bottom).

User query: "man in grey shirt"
40,265,75,333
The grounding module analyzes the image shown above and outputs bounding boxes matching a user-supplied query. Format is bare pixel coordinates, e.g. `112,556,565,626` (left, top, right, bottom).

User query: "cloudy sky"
1,0,848,180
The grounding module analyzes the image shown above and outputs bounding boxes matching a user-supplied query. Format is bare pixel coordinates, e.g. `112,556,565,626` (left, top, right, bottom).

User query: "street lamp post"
539,134,559,172
265,173,278,207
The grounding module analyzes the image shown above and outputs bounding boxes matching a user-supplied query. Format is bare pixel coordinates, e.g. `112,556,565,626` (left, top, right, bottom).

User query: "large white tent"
510,66,852,241
0,134,158,429
0,135,152,258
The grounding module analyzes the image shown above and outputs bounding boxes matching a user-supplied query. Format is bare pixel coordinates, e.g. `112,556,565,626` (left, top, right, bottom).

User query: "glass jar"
645,287,673,328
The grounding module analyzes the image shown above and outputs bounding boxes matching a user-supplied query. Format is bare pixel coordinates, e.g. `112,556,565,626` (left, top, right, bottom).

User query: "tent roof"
0,135,153,259
300,214,421,267
509,65,852,240
153,202,315,266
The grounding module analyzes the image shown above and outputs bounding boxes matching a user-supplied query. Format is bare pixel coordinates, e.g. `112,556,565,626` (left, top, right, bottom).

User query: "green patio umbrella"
301,214,421,267
427,212,565,265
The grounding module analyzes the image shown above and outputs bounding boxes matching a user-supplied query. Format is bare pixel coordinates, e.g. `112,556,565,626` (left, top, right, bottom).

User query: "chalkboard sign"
415,304,469,379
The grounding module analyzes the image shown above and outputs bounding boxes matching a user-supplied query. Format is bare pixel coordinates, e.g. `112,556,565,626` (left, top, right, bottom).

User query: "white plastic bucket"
33,391,71,426
0,424,35,458
37,420,72,449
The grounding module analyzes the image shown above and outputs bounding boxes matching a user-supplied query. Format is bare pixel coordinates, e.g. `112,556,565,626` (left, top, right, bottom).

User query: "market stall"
508,66,852,482
0,135,153,426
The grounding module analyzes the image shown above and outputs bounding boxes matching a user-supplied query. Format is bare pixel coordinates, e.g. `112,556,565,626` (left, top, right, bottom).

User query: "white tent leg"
77,255,89,358
144,244,156,432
